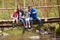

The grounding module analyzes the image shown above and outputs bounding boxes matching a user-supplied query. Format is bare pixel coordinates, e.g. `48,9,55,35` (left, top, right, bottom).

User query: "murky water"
0,34,56,40
0,29,56,40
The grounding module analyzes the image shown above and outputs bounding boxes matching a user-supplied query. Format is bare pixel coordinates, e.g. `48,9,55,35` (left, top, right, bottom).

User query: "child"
11,9,18,24
24,8,31,28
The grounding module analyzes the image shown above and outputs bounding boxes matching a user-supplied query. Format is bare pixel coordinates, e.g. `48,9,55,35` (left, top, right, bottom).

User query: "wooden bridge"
0,17,59,40
0,17,60,28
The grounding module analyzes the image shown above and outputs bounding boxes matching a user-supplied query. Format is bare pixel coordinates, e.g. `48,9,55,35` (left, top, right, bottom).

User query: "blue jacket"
29,8,37,18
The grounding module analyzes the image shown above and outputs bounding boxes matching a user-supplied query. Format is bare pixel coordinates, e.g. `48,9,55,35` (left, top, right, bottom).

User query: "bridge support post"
56,0,60,37
57,0,60,24
1,27,4,36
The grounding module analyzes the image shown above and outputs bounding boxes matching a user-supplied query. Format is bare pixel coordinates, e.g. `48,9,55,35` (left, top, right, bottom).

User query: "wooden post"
1,0,4,36
40,0,51,18
57,0,60,18
15,0,17,9
54,0,60,37
2,0,4,8
32,0,35,6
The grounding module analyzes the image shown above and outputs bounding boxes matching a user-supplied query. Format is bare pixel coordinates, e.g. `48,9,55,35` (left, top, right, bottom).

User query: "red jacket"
12,11,18,18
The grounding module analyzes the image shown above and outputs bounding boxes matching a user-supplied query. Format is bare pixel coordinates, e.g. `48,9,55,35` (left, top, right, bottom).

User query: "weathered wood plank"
0,18,60,27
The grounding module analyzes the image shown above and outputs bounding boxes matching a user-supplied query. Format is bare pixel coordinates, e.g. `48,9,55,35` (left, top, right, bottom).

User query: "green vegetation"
0,28,39,40
0,0,59,35
0,0,59,20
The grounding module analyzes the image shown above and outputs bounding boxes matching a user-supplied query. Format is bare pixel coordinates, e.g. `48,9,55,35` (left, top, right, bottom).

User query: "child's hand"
26,17,28,18
22,16,25,18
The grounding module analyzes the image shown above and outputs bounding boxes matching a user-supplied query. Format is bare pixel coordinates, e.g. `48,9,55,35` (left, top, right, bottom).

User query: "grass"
3,28,38,36
4,29,22,35
0,28,56,40
0,28,39,40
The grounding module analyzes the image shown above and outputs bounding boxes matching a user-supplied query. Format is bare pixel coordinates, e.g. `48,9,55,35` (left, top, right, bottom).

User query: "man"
28,6,42,29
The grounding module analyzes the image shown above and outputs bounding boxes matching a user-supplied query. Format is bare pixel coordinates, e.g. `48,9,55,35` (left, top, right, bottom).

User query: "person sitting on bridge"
11,9,18,24
28,6,42,29
18,7,31,29
24,8,31,29
17,6,26,27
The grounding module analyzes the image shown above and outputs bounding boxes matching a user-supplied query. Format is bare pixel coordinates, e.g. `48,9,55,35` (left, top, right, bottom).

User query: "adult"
28,6,42,29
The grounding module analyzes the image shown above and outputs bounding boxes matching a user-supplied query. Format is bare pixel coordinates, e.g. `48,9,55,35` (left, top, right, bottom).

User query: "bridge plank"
0,18,60,27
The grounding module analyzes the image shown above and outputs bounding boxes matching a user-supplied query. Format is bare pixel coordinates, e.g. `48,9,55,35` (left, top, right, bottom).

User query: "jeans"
30,17,41,24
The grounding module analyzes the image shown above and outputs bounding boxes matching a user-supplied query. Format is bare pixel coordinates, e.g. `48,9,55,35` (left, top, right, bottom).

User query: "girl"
24,8,31,28
11,9,18,24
